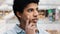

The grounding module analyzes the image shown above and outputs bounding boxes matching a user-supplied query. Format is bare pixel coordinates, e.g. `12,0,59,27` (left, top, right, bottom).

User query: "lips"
32,18,38,23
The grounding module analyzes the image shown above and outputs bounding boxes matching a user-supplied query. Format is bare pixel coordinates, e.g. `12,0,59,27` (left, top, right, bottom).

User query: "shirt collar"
14,24,25,33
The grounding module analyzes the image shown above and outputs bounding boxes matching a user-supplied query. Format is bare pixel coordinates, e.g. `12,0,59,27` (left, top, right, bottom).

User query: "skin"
39,12,45,18
16,3,39,34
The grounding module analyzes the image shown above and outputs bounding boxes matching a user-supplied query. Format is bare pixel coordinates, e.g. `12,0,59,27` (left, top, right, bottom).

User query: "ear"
16,11,21,18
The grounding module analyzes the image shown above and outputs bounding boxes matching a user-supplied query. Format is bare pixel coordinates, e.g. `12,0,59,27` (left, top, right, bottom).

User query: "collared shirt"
4,24,49,34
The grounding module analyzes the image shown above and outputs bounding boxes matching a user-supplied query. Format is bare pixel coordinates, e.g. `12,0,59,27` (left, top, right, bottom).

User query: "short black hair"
13,0,39,14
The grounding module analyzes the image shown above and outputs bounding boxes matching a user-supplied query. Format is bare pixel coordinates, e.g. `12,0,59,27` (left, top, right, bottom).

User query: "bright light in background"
4,0,13,5
0,4,13,11
39,0,60,10
0,0,5,5
40,0,60,5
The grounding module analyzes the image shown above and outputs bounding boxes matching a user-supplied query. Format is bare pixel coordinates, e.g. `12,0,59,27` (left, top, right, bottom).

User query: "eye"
36,8,39,12
27,8,34,12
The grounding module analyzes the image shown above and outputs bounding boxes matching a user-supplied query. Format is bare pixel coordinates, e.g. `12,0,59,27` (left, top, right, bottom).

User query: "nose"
33,10,38,17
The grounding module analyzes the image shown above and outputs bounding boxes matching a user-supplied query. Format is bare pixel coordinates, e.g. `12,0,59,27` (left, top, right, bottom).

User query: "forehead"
25,3,38,9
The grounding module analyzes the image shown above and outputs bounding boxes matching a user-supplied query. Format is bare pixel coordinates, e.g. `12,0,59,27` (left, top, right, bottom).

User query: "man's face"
18,3,39,24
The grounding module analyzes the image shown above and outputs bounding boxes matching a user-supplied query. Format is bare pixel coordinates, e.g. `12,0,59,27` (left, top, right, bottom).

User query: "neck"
19,20,26,30
20,23,25,30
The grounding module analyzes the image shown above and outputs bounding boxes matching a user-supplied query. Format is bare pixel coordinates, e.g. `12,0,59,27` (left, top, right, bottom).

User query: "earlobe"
16,11,21,18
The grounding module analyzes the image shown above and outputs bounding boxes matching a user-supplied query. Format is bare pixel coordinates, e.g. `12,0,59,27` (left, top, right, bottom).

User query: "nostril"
34,15,37,17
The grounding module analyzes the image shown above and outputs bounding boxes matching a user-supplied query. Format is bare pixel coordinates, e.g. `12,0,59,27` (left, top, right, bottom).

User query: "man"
4,0,49,34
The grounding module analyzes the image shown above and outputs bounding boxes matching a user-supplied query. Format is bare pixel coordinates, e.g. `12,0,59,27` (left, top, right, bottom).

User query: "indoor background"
0,0,60,34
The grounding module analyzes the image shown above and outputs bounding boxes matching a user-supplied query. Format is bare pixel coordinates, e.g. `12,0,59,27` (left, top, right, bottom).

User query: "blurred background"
0,0,60,34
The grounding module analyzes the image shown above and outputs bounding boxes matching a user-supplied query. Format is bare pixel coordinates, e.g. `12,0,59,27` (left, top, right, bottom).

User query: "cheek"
22,12,33,21
28,14,33,20
21,14,27,22
23,15,27,20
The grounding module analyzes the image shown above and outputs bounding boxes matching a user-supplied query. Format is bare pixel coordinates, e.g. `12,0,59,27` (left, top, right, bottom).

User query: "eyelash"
28,9,33,12
36,9,38,12
28,8,38,12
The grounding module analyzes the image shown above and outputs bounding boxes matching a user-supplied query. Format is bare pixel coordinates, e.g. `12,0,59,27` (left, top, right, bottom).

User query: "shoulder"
3,24,17,34
4,29,16,34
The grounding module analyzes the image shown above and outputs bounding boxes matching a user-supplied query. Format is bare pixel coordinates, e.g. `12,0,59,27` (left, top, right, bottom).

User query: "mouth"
32,18,38,23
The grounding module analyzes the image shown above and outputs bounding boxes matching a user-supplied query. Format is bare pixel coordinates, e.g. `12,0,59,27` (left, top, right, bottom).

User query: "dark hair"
13,0,39,15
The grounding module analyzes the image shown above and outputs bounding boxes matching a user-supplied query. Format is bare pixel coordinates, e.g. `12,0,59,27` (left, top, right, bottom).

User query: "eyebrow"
27,7,38,10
